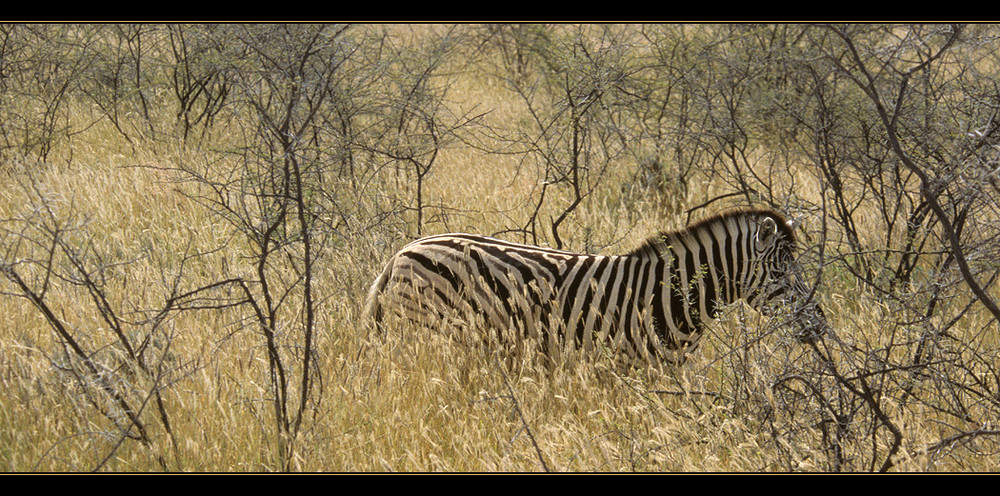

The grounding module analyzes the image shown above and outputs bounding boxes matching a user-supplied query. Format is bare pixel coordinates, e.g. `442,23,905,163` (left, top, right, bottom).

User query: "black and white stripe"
364,208,826,364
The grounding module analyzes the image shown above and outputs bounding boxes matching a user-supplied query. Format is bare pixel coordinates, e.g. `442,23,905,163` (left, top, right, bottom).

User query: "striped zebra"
363,208,826,365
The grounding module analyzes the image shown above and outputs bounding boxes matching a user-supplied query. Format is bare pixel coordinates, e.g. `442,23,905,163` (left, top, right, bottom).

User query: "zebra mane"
628,207,796,256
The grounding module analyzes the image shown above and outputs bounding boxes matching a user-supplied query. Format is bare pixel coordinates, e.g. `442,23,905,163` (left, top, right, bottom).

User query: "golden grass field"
1,24,998,472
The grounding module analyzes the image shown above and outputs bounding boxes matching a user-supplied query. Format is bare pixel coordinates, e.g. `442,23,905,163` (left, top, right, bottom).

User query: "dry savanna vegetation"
2,23,999,472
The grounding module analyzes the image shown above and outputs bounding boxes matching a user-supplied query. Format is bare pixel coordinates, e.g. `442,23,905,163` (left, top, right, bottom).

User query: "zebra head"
743,213,827,343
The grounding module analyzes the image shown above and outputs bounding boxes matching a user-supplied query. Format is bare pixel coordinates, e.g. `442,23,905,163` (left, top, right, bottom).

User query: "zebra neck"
654,231,740,322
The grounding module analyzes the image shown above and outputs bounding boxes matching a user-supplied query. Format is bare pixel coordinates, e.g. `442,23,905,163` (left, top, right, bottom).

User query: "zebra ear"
756,217,779,249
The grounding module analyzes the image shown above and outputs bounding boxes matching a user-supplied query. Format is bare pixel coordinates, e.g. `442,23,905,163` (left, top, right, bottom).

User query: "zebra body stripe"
365,208,825,364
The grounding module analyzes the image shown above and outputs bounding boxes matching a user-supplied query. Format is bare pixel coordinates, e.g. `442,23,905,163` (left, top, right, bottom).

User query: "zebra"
363,208,826,365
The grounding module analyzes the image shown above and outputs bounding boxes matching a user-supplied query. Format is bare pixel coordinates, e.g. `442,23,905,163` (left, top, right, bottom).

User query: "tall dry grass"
1,24,998,472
